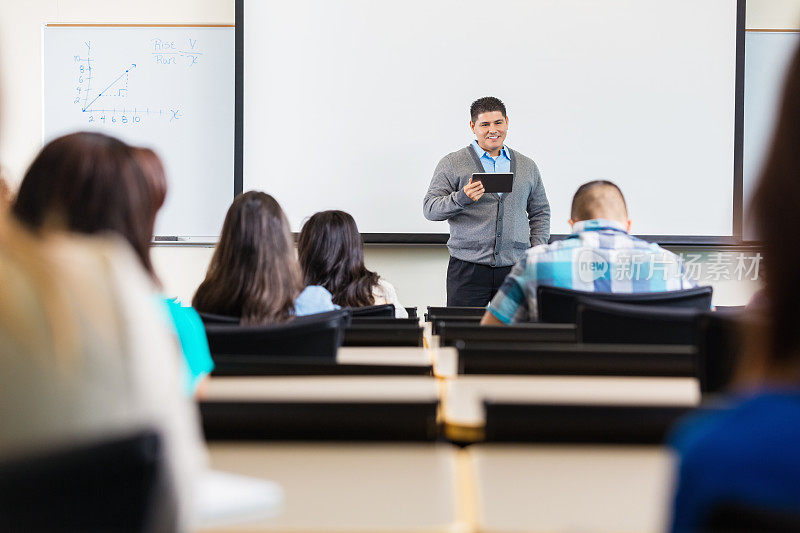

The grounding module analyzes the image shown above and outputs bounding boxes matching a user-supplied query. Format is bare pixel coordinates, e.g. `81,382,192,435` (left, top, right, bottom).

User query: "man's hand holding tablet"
471,173,514,194
463,178,485,201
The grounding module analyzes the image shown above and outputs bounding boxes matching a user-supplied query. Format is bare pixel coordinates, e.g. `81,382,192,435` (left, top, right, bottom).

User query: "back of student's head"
12,132,159,277
297,210,379,308
750,41,800,374
570,180,628,224
131,146,168,225
193,191,302,325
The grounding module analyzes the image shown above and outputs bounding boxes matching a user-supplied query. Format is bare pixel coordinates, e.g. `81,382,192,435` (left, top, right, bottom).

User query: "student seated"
481,180,697,324
668,42,800,532
297,210,408,318
12,133,213,394
0,215,205,530
192,191,337,324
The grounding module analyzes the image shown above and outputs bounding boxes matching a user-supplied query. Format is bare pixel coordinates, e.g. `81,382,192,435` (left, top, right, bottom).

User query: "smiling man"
423,97,550,306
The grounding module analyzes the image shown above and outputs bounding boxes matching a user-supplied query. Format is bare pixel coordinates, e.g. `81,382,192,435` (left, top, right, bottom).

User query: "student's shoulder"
297,285,334,302
622,235,678,257
295,285,339,315
523,238,579,261
671,392,800,460
374,278,396,295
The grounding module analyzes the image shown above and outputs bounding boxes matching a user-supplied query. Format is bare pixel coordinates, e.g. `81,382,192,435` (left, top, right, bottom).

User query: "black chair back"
439,322,576,347
537,285,713,323
206,309,350,359
696,309,746,393
198,311,239,325
0,431,174,533
405,307,418,319
343,324,424,347
431,317,482,335
456,341,696,376
577,299,703,345
350,317,420,326
484,402,692,444
210,355,432,376
347,304,396,317
703,502,800,532
425,306,486,321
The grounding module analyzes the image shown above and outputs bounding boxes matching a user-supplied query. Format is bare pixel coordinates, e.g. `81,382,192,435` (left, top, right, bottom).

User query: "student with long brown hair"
668,41,800,530
1,139,205,528
12,133,213,394
297,210,407,318
193,191,337,324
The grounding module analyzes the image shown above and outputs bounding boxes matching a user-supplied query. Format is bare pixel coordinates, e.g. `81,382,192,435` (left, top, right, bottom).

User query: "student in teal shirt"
163,298,214,394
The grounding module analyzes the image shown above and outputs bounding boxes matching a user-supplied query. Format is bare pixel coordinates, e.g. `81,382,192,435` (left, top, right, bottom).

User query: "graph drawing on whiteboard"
70,39,196,126
44,25,235,240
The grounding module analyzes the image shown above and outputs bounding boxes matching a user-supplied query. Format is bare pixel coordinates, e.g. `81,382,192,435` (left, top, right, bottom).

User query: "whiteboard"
43,25,234,241
241,0,741,240
743,31,800,240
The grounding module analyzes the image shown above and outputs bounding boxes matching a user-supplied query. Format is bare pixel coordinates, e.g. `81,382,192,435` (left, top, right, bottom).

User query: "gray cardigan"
423,145,550,267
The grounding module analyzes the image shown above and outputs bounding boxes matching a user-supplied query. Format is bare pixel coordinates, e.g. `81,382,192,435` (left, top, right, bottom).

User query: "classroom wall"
2,0,796,309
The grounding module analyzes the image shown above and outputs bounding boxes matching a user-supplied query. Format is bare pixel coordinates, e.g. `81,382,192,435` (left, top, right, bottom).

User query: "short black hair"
470,96,507,123
570,180,628,221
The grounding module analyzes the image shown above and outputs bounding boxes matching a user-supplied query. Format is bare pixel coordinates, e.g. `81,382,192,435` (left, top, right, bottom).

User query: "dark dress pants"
446,256,512,307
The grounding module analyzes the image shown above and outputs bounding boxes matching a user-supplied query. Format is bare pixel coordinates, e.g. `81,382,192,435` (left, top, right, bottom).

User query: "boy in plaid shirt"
482,181,698,324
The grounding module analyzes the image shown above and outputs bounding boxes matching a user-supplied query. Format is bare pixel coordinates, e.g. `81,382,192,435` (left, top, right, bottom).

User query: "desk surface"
443,375,700,433
201,442,467,532
336,346,432,367
468,444,674,533
204,376,440,403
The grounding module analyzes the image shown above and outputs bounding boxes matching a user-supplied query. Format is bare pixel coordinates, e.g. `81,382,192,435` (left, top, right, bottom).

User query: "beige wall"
3,0,792,309
747,0,800,28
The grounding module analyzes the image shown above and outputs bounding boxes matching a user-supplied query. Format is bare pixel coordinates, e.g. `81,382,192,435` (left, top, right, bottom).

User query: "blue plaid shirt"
488,219,698,323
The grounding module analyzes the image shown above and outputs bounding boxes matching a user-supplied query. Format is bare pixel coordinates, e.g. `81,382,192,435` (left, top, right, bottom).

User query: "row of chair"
426,285,714,332
199,305,428,375
435,306,741,393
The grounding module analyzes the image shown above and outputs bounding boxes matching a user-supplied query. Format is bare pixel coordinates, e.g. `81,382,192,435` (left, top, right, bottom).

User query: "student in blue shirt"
192,191,337,325
12,134,214,395
668,42,800,531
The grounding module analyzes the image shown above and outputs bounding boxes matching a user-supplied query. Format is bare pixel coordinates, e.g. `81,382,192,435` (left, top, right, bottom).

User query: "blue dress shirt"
471,140,511,197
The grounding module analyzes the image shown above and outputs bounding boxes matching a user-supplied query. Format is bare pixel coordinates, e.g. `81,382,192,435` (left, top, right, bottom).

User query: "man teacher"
423,96,550,306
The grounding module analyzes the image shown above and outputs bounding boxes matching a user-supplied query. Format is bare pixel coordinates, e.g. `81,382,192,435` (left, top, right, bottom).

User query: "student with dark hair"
298,210,407,318
14,132,157,274
424,96,551,307
1,141,205,528
12,133,213,394
193,191,337,325
668,41,800,531
481,180,696,324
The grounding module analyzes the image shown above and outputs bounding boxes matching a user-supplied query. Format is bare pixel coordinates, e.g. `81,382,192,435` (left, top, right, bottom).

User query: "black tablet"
472,173,513,193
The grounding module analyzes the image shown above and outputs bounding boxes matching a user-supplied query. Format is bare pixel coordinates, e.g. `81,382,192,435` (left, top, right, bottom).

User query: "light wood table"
432,347,459,378
467,444,674,532
204,375,440,403
336,346,433,368
200,442,470,532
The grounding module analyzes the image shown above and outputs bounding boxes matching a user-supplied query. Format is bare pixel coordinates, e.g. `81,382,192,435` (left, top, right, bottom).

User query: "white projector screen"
239,0,743,243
